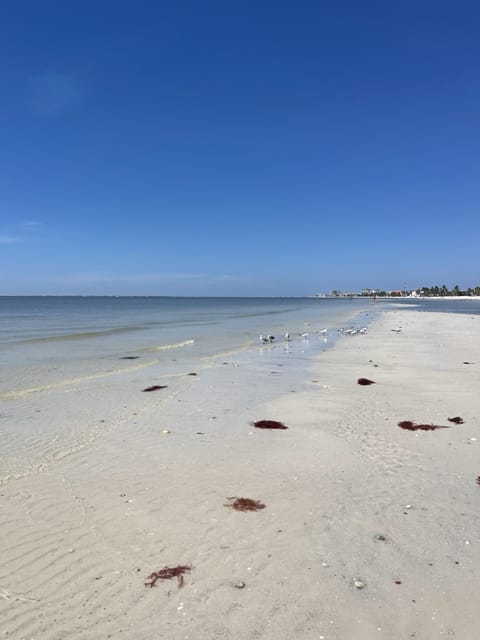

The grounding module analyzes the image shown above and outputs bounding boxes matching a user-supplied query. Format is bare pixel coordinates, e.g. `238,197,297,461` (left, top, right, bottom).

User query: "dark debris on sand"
398,415,466,431
398,421,448,431
145,565,192,588
224,497,266,512
142,385,168,392
252,419,288,430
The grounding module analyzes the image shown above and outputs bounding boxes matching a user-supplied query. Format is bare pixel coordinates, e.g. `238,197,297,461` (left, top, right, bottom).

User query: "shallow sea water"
0,297,377,391
0,297,376,483
4,296,477,483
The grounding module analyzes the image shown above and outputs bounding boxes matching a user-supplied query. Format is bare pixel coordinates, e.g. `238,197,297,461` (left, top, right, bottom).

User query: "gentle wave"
201,337,253,362
144,339,195,352
0,433,98,486
20,325,143,343
224,307,301,320
0,359,159,401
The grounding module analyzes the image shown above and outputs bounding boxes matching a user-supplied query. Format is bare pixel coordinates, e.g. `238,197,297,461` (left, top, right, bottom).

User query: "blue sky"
1,1,479,295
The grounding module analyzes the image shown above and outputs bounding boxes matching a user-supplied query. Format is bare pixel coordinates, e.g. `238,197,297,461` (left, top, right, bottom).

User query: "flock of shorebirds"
259,323,368,344
339,326,368,336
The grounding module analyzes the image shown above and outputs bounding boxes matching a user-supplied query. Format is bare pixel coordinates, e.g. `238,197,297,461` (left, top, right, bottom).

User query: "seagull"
318,328,327,334
391,327,402,333
259,335,269,344
285,332,291,341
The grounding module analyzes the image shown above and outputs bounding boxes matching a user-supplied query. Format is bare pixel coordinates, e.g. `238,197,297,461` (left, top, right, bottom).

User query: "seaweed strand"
145,565,191,588
224,497,266,511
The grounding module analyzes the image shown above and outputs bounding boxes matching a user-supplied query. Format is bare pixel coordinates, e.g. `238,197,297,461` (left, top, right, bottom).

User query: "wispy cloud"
0,235,24,244
21,220,43,227
30,71,82,116
214,274,248,282
24,272,248,284
1,221,45,244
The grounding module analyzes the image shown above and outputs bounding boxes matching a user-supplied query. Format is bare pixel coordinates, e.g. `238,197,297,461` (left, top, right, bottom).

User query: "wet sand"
1,309,479,639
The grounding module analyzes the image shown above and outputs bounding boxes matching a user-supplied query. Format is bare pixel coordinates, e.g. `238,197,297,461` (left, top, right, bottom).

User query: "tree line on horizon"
359,284,480,297
416,284,480,297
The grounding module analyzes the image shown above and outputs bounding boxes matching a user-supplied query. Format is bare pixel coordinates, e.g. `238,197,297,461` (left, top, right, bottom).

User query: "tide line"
144,339,195,352
0,359,160,402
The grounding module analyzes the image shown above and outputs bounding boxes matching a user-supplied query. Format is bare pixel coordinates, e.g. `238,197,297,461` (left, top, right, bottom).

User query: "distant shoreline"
313,295,480,301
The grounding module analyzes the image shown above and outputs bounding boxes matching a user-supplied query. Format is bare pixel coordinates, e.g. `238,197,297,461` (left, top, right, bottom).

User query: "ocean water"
0,296,374,391
2,296,477,484
383,297,480,316
0,296,377,483
2,296,479,399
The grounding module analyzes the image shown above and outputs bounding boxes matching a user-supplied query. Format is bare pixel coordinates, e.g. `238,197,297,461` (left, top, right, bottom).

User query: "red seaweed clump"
448,416,464,424
253,420,288,430
145,565,192,588
142,385,168,392
224,497,266,511
397,421,448,431
357,378,375,386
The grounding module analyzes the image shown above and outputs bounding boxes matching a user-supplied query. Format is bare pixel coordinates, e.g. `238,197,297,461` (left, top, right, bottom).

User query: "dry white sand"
1,309,479,639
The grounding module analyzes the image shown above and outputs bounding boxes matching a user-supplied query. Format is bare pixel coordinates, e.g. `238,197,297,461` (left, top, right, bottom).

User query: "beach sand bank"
1,309,479,639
